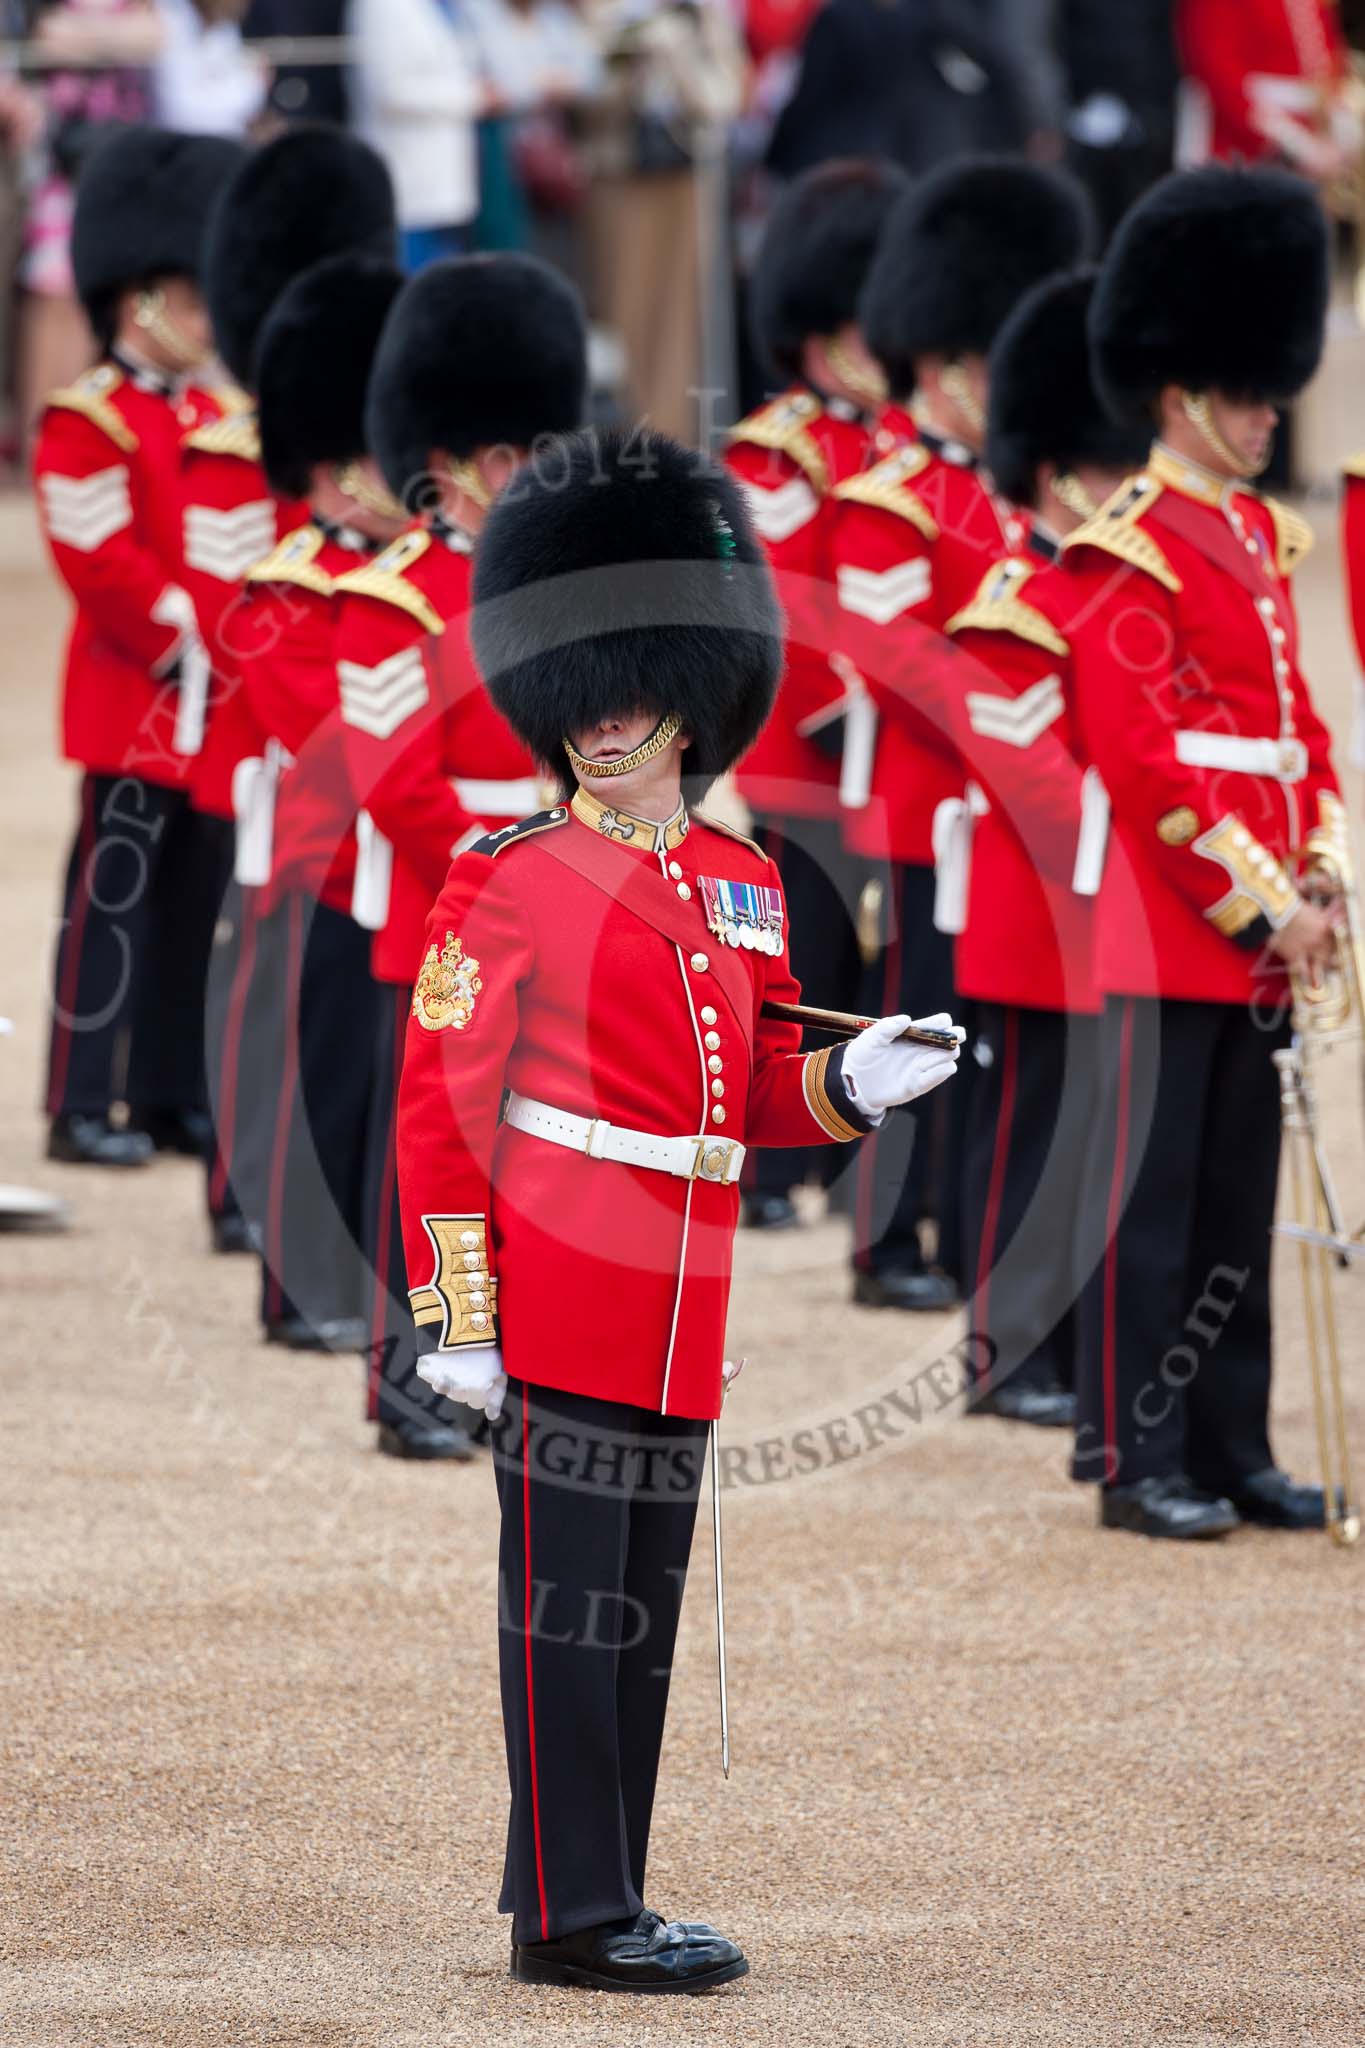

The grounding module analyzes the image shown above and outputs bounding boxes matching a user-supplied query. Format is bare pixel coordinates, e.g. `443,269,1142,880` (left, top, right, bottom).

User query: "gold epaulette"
728,390,829,494
946,557,1070,656
1343,451,1365,482
46,365,138,453
833,444,938,542
476,807,571,858
182,411,262,464
1262,496,1314,576
692,811,766,860
333,529,444,636
244,523,333,598
1061,474,1181,593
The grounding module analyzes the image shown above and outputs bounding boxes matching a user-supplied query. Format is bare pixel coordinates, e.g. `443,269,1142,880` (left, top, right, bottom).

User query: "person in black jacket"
242,0,350,127
767,0,1035,179
1055,0,1177,241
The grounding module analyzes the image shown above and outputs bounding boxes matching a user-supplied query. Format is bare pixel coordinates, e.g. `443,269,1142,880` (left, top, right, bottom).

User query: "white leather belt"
1174,730,1308,782
504,1091,747,1184
452,776,543,816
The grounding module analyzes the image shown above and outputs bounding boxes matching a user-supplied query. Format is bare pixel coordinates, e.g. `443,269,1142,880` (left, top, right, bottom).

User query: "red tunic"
33,361,224,787
178,408,302,820
725,386,875,820
1177,0,1348,166
813,406,1026,865
335,522,543,987
1341,461,1365,681
1062,453,1338,1004
396,795,870,1420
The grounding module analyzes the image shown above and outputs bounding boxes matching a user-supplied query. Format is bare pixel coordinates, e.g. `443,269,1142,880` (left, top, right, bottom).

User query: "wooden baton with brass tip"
760,999,964,1054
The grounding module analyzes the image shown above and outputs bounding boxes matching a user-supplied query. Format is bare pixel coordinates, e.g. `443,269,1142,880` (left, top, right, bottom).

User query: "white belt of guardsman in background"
351,776,544,932
231,736,295,888
931,781,988,934
152,585,212,758
504,1092,748,1185
1172,731,1309,781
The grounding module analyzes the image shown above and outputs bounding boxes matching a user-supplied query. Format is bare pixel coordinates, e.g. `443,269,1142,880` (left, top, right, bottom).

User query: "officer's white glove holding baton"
841,1012,964,1124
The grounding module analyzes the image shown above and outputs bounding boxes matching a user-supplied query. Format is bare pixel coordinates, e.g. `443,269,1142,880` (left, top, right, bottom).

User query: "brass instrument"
1274,793,1363,1545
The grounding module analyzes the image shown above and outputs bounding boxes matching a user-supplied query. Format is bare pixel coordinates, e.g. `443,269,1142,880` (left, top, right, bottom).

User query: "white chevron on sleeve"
740,475,820,545
836,555,932,625
338,646,430,740
40,466,133,552
183,501,277,581
964,672,1064,748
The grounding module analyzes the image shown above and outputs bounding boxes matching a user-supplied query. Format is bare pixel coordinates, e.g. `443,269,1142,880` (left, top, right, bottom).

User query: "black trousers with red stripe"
960,1003,1102,1393
47,772,230,1122
853,859,966,1279
362,983,479,1432
750,815,864,1200
1072,995,1286,1492
490,1380,708,1943
255,893,379,1332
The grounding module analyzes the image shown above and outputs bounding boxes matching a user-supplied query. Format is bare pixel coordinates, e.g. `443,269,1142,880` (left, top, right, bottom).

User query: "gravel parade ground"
2,491,1362,2048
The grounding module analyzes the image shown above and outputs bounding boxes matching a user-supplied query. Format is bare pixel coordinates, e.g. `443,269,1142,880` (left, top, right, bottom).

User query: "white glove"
722,1355,747,1402
842,1012,963,1120
417,1344,507,1421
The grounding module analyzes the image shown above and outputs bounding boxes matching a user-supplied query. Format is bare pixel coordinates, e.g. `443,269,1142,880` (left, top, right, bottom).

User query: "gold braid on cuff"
563,711,684,780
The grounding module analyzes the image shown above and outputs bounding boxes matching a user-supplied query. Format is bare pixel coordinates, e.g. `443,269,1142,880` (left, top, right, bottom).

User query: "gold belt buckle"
690,1136,737,1183
1279,737,1307,782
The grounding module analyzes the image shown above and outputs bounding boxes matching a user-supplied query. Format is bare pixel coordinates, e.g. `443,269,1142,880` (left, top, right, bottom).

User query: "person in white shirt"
347,0,486,266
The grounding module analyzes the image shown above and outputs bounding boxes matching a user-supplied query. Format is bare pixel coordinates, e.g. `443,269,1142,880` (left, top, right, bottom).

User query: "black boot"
512,1910,748,1994
1099,1475,1240,1540
47,1114,153,1168
376,1418,478,1462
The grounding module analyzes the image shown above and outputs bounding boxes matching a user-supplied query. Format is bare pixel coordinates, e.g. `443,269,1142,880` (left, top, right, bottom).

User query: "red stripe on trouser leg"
522,1384,550,1940
1101,1000,1136,1487
210,888,259,1212
973,1005,1020,1356
366,986,407,1420
47,778,97,1116
263,893,304,1322
854,865,904,1269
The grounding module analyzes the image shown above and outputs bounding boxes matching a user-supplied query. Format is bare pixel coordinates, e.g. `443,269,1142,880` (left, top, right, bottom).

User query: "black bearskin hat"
471,428,782,792
749,157,911,383
860,158,1092,399
1089,166,1329,425
204,127,397,390
987,268,1152,509
366,254,588,506
71,125,245,330
256,253,405,500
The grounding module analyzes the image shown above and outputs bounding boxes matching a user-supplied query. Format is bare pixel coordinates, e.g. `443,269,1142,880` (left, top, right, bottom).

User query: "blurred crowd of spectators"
0,0,1361,464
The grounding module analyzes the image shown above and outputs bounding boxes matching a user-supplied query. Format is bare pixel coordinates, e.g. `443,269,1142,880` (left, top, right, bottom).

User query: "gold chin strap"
823,335,887,410
939,362,986,440
563,712,684,780
334,461,405,521
132,287,209,372
1052,472,1099,523
1181,391,1268,480
447,456,493,510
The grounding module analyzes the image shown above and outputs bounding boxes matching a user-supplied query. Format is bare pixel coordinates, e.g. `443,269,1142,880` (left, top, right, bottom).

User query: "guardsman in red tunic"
724,157,907,1231
220,254,407,1354
1176,0,1358,181
1339,450,1365,772
396,429,961,1989
817,160,1090,1310
944,269,1152,1429
195,129,400,1254
1067,166,1336,1539
339,254,586,1459
34,125,244,1169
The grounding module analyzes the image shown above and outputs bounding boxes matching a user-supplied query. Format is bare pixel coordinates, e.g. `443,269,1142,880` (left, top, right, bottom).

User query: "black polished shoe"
1099,1474,1240,1540
211,1212,253,1255
853,1265,959,1313
511,1910,748,1994
742,1193,800,1231
970,1382,1077,1429
264,1314,370,1354
376,1419,478,1462
131,1108,215,1157
47,1114,154,1168
1217,1467,1326,1530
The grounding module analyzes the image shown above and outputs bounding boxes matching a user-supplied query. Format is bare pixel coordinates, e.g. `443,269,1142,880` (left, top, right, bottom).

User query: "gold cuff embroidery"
1302,788,1351,873
802,1045,864,1143
410,1215,498,1346
1195,814,1299,934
